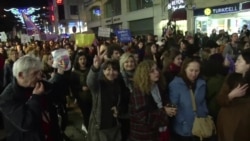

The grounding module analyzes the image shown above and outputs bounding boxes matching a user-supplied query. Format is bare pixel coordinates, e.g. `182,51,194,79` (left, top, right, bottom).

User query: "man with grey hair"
0,55,65,141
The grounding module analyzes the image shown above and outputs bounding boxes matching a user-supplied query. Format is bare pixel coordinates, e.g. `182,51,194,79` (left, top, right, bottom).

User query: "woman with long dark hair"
70,52,92,133
217,49,250,141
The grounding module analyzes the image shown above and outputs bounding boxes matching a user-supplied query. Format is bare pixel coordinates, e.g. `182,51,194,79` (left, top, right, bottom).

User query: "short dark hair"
102,60,120,72
107,44,121,58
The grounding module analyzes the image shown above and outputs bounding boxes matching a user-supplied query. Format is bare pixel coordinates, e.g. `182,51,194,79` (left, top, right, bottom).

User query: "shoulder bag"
190,89,216,141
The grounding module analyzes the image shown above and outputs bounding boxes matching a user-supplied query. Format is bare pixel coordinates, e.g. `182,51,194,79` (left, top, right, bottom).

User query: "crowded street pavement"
63,99,87,141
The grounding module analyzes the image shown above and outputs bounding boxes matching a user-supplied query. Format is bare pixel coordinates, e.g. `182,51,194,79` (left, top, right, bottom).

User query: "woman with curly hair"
129,60,174,141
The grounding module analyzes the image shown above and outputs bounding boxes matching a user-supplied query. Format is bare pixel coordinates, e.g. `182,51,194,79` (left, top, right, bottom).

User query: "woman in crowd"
40,42,50,58
136,40,145,63
129,60,173,141
70,52,92,133
200,40,220,61
202,53,226,122
144,43,162,68
162,49,182,86
178,39,189,59
41,53,54,79
15,44,25,58
120,53,136,93
169,57,209,141
3,48,18,87
119,53,137,141
217,49,250,141
87,55,122,141
0,46,7,90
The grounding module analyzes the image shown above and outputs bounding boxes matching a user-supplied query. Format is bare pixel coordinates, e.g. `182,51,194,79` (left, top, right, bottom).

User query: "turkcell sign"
194,3,240,16
212,4,239,14
115,29,132,43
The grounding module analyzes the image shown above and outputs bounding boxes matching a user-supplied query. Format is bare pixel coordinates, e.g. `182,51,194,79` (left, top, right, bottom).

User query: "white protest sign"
98,27,111,38
21,34,31,44
0,32,7,42
33,34,41,41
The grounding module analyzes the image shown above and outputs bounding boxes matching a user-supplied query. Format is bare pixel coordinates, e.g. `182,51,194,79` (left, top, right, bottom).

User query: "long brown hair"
162,49,181,72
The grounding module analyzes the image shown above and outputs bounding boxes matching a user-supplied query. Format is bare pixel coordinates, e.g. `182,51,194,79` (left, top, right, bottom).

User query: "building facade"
84,0,168,37
55,0,250,36
51,0,87,34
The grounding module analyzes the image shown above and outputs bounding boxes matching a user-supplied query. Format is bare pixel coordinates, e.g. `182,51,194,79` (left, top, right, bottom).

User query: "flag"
22,12,40,36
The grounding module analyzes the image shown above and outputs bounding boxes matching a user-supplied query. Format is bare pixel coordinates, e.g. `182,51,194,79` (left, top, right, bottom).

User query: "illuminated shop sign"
212,5,238,14
168,0,185,11
194,3,239,16
56,0,63,5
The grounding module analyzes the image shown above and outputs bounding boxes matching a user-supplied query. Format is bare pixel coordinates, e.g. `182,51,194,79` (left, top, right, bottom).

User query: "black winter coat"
0,74,64,141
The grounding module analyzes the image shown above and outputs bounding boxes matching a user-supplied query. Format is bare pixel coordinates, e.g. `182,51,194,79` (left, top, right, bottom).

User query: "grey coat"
86,67,121,141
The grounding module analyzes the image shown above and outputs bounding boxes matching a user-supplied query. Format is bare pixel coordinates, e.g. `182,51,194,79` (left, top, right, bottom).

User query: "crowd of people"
0,25,250,141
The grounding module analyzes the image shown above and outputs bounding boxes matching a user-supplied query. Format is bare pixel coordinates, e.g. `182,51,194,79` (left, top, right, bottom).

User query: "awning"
171,8,187,21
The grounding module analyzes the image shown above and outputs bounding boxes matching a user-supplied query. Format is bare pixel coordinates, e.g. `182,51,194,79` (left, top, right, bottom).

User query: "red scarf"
169,63,181,74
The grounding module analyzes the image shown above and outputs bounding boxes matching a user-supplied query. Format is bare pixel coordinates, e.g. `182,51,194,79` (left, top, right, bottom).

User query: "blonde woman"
119,53,137,141
41,53,54,79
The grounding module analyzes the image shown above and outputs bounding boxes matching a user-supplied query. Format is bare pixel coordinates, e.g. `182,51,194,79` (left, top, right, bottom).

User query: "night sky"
0,0,49,32
0,0,48,8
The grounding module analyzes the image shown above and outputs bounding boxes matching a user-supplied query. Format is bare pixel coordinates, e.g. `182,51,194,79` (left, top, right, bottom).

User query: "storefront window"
105,0,121,18
195,11,250,35
129,0,153,11
176,20,187,32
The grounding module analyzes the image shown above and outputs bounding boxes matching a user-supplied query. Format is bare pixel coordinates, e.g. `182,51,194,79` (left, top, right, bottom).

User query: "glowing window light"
51,15,55,21
56,0,63,5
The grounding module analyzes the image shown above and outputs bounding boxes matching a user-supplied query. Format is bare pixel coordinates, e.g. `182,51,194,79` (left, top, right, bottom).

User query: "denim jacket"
169,76,208,136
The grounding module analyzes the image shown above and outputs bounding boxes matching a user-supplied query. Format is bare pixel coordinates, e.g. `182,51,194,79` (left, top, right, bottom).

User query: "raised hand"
82,86,89,91
33,82,44,95
93,45,107,69
97,45,107,61
93,55,101,69
228,84,249,100
111,106,118,118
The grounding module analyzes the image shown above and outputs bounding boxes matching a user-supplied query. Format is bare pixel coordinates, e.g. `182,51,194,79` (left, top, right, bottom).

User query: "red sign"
56,0,63,5
51,15,55,21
